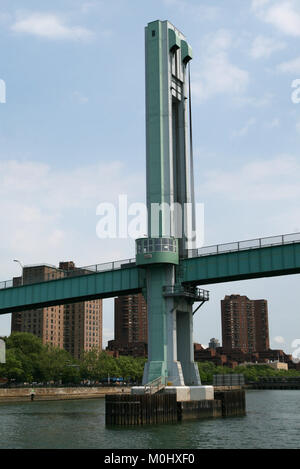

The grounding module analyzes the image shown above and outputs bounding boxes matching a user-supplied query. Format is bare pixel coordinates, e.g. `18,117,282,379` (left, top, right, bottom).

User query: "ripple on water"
0,390,300,449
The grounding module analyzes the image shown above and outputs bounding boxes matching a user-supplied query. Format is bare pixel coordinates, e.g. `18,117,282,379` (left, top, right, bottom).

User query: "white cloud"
192,30,249,102
278,56,300,74
253,0,300,37
250,35,285,59
0,12,11,25
203,155,300,201
72,91,89,104
252,0,271,10
266,117,280,128
235,93,274,108
163,0,219,21
81,1,103,14
273,336,286,345
265,2,300,37
267,206,300,234
232,118,256,138
208,29,233,51
11,12,93,41
0,159,143,268
0,157,142,338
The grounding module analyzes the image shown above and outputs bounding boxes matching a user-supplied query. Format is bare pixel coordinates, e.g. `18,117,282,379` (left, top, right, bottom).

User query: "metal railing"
163,285,209,301
0,279,13,290
186,231,300,259
0,257,136,291
144,376,165,395
1,231,300,291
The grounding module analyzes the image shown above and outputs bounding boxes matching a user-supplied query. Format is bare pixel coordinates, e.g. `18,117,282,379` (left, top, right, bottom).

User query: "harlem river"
0,390,299,449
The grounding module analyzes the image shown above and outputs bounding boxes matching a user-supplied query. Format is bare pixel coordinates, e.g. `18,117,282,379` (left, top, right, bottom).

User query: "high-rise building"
115,294,148,345
221,295,269,353
208,338,220,350
107,293,148,357
11,262,102,359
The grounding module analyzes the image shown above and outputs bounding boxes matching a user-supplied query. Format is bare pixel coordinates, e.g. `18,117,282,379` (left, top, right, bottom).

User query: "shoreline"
1,385,298,404
0,386,131,403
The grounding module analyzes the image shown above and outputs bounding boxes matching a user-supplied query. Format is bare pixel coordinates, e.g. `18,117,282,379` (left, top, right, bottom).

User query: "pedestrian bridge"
0,232,300,315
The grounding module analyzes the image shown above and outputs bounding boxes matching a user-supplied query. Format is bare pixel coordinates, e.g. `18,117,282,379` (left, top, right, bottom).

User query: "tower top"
136,20,195,266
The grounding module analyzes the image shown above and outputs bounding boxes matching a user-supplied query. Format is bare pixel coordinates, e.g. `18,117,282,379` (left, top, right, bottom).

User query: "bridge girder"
1,241,300,315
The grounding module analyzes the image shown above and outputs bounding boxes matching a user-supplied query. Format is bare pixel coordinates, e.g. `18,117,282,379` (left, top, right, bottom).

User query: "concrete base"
142,360,185,386
131,385,214,402
164,386,214,402
131,386,149,395
179,362,201,386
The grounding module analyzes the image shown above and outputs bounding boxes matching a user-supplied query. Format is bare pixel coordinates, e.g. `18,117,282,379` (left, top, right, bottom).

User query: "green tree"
38,346,78,383
0,347,25,381
97,352,120,380
4,333,46,382
80,349,101,381
117,356,146,382
0,333,80,384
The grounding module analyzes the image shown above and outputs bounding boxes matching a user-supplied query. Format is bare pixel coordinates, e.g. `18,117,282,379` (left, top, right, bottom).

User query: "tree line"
198,361,300,384
1,333,300,386
0,333,146,385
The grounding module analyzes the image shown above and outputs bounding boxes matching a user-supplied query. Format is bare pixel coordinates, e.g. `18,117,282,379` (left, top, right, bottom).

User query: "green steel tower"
136,20,202,386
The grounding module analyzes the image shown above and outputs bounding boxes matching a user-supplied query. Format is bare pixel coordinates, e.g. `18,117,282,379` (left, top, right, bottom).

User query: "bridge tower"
135,20,201,386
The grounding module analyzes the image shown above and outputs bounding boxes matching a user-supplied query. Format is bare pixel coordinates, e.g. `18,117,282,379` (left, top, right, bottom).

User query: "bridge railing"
0,258,136,291
1,231,300,291
186,232,300,259
163,285,209,301
0,280,13,290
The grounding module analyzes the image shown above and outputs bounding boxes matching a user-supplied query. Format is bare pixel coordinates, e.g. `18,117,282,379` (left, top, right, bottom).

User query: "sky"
0,0,300,354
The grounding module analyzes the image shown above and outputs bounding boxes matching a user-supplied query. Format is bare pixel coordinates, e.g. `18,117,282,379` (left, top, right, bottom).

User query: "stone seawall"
0,387,131,402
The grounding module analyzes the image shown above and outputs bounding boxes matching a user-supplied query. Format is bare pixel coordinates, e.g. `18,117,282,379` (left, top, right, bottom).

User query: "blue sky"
0,0,300,354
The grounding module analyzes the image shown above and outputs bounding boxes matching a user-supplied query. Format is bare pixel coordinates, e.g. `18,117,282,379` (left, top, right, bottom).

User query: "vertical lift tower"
135,20,210,396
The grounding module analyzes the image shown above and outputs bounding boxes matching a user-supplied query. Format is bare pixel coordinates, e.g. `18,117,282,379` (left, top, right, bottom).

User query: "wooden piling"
214,389,246,417
105,388,246,426
105,393,178,426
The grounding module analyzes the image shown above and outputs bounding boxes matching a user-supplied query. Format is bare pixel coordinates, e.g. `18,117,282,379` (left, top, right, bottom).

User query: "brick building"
107,293,148,357
11,262,102,359
221,294,269,353
193,295,294,368
194,345,293,369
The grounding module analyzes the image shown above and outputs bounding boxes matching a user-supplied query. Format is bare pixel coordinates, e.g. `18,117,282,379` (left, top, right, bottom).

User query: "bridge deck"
0,265,142,314
0,232,300,314
182,242,300,285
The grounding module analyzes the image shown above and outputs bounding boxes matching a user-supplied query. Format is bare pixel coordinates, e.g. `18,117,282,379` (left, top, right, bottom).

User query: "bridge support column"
176,306,201,386
142,265,185,386
142,265,200,386
139,20,202,388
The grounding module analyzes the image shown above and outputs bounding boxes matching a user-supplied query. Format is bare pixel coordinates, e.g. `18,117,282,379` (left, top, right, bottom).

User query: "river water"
0,390,299,449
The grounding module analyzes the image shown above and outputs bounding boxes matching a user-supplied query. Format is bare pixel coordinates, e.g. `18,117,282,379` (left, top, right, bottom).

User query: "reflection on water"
0,390,299,449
